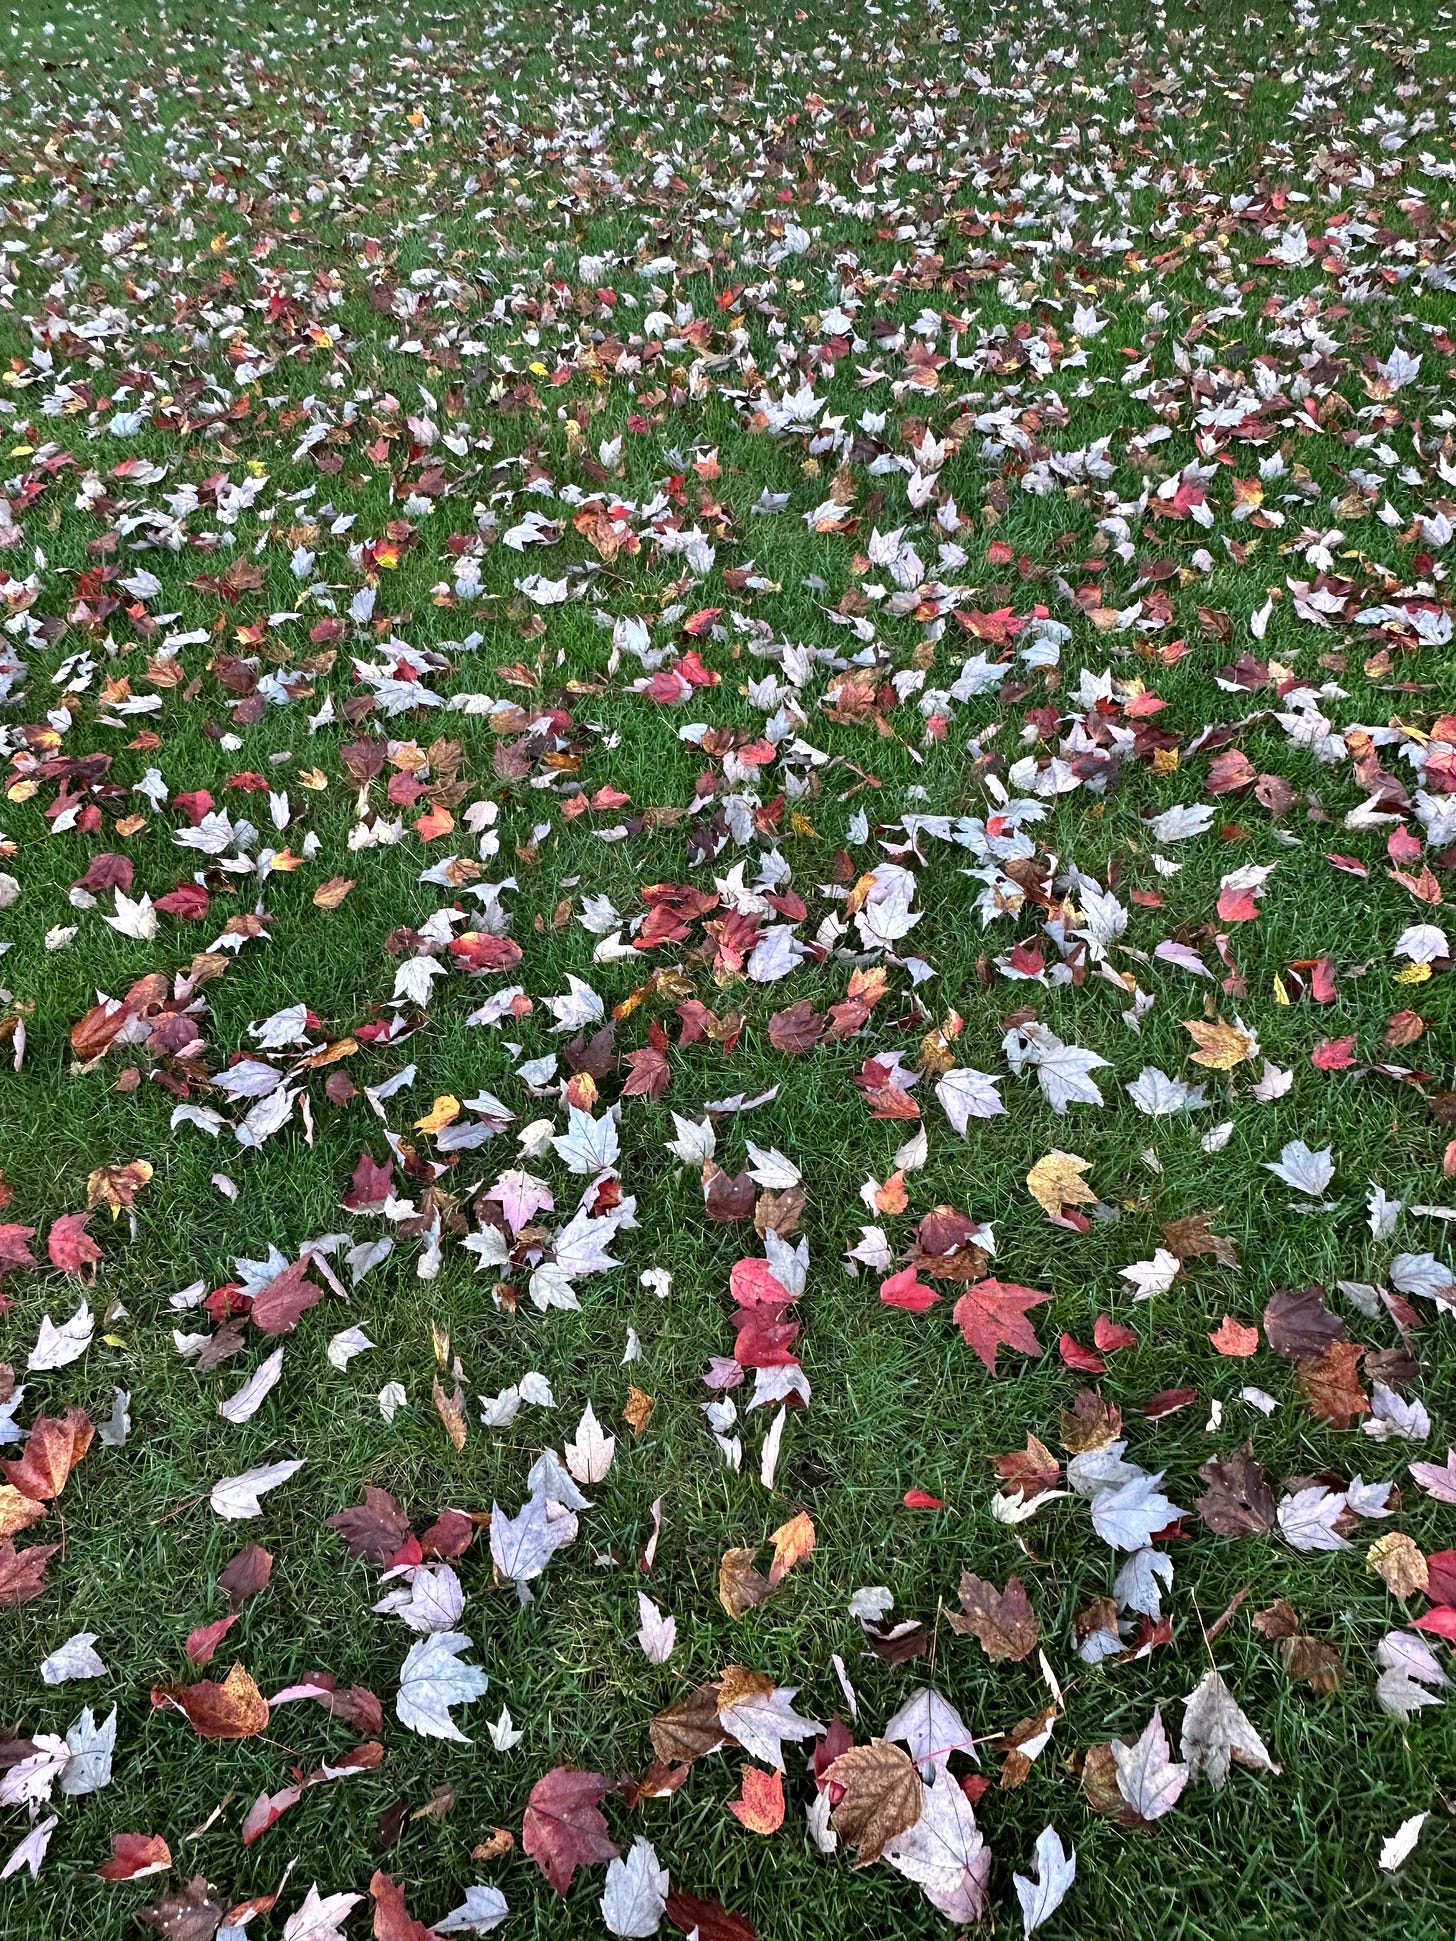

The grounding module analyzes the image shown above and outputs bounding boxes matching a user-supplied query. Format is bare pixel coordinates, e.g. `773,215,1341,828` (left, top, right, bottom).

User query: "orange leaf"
727,1765,784,1834
1209,1315,1260,1357
151,1663,270,1739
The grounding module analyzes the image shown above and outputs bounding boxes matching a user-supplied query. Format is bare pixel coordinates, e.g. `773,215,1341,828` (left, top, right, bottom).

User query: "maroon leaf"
327,1487,411,1563
522,1767,620,1896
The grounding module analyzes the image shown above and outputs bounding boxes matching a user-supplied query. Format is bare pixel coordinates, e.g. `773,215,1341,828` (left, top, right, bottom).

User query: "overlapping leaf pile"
0,0,1455,1932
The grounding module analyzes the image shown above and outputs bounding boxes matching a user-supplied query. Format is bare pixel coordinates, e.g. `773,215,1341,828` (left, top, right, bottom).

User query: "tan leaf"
623,1387,654,1435
1366,1531,1428,1599
716,1664,774,1711
432,1375,468,1453
947,1572,1040,1662
825,1740,923,1862
312,876,356,909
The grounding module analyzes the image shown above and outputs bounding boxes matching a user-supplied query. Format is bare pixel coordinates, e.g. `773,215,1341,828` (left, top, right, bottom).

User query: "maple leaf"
825,1740,923,1861
327,1486,411,1563
1299,1339,1370,1429
151,1664,269,1739
282,1885,366,1941
601,1838,669,1937
522,1767,621,1896
369,1870,438,1941
1014,1827,1077,1936
0,1539,59,1609
948,1573,1040,1661
951,1279,1050,1373
1195,1446,1275,1537
883,1767,989,1921
137,1876,226,1937
96,1833,171,1881
727,1765,784,1834
251,1257,324,1335
396,1631,489,1742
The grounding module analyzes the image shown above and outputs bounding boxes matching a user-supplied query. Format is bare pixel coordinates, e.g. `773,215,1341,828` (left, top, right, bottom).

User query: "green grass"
0,0,1454,1934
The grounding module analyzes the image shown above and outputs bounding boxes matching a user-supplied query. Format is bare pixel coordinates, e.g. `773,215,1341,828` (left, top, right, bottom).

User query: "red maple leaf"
522,1767,620,1896
951,1278,1050,1373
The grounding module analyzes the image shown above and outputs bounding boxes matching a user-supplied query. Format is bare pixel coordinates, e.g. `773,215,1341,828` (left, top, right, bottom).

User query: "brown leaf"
825,1739,923,1862
1264,1284,1345,1359
251,1257,324,1335
1298,1339,1369,1429
1160,1211,1238,1267
1,1409,91,1502
947,1572,1040,1661
718,1548,773,1618
137,1875,226,1940
312,876,356,909
1059,1387,1122,1453
1195,1444,1276,1536
432,1375,468,1452
767,1001,826,1055
992,1434,1061,1501
521,1767,620,1896
369,1869,438,1941
650,1684,727,1766
152,1664,269,1739
665,1890,756,1941
704,1166,757,1222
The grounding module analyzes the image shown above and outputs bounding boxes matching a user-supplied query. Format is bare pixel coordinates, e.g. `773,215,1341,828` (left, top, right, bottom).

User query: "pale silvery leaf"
1014,1826,1076,1935
600,1837,669,1938
97,1387,131,1448
552,1105,620,1175
435,1884,510,1934
373,1563,465,1634
882,1687,975,1776
1111,1711,1187,1821
1367,1182,1403,1240
0,1815,57,1881
1090,1472,1184,1550
1379,1813,1429,1871
1127,1067,1207,1116
40,1633,105,1685
527,1448,591,1512
806,1787,838,1854
61,1706,116,1795
936,1067,1006,1132
1119,1249,1182,1298
1113,1547,1173,1620
1345,1475,1395,1519
1180,1671,1279,1789
104,888,158,940
482,1705,520,1754
1390,1253,1455,1302
393,954,447,1006
744,1143,801,1189
282,1886,366,1941
28,1300,94,1371
0,1734,70,1806
396,1631,489,1742
219,1346,286,1424
210,1458,305,1519
1363,1383,1430,1443
1201,1120,1235,1154
666,1113,715,1165
1033,1041,1109,1113
1276,1486,1350,1551
327,1327,373,1370
565,1403,615,1485
636,1593,677,1665
1376,1668,1446,1719
1146,802,1214,842
716,1687,822,1770
1264,1140,1335,1196
490,1490,578,1586
547,973,605,1030
1250,1060,1294,1102
1067,1440,1142,1496
884,1769,989,1922
528,1262,581,1312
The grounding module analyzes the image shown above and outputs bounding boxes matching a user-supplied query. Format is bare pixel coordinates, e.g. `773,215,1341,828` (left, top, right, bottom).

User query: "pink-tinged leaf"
1311,1036,1356,1071
96,1833,172,1881
47,1211,103,1276
879,1267,939,1312
730,1258,791,1306
1411,1451,1456,1504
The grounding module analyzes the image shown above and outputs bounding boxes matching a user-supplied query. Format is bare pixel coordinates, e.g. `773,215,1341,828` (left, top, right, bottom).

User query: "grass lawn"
1,0,1455,1933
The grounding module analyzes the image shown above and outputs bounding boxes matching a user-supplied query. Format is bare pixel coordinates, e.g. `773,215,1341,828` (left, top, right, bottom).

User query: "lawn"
0,0,1455,1934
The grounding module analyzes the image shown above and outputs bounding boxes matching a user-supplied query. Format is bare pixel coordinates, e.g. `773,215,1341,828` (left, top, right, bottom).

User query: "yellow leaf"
414,1094,461,1136
1183,1017,1255,1069
1026,1150,1095,1217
